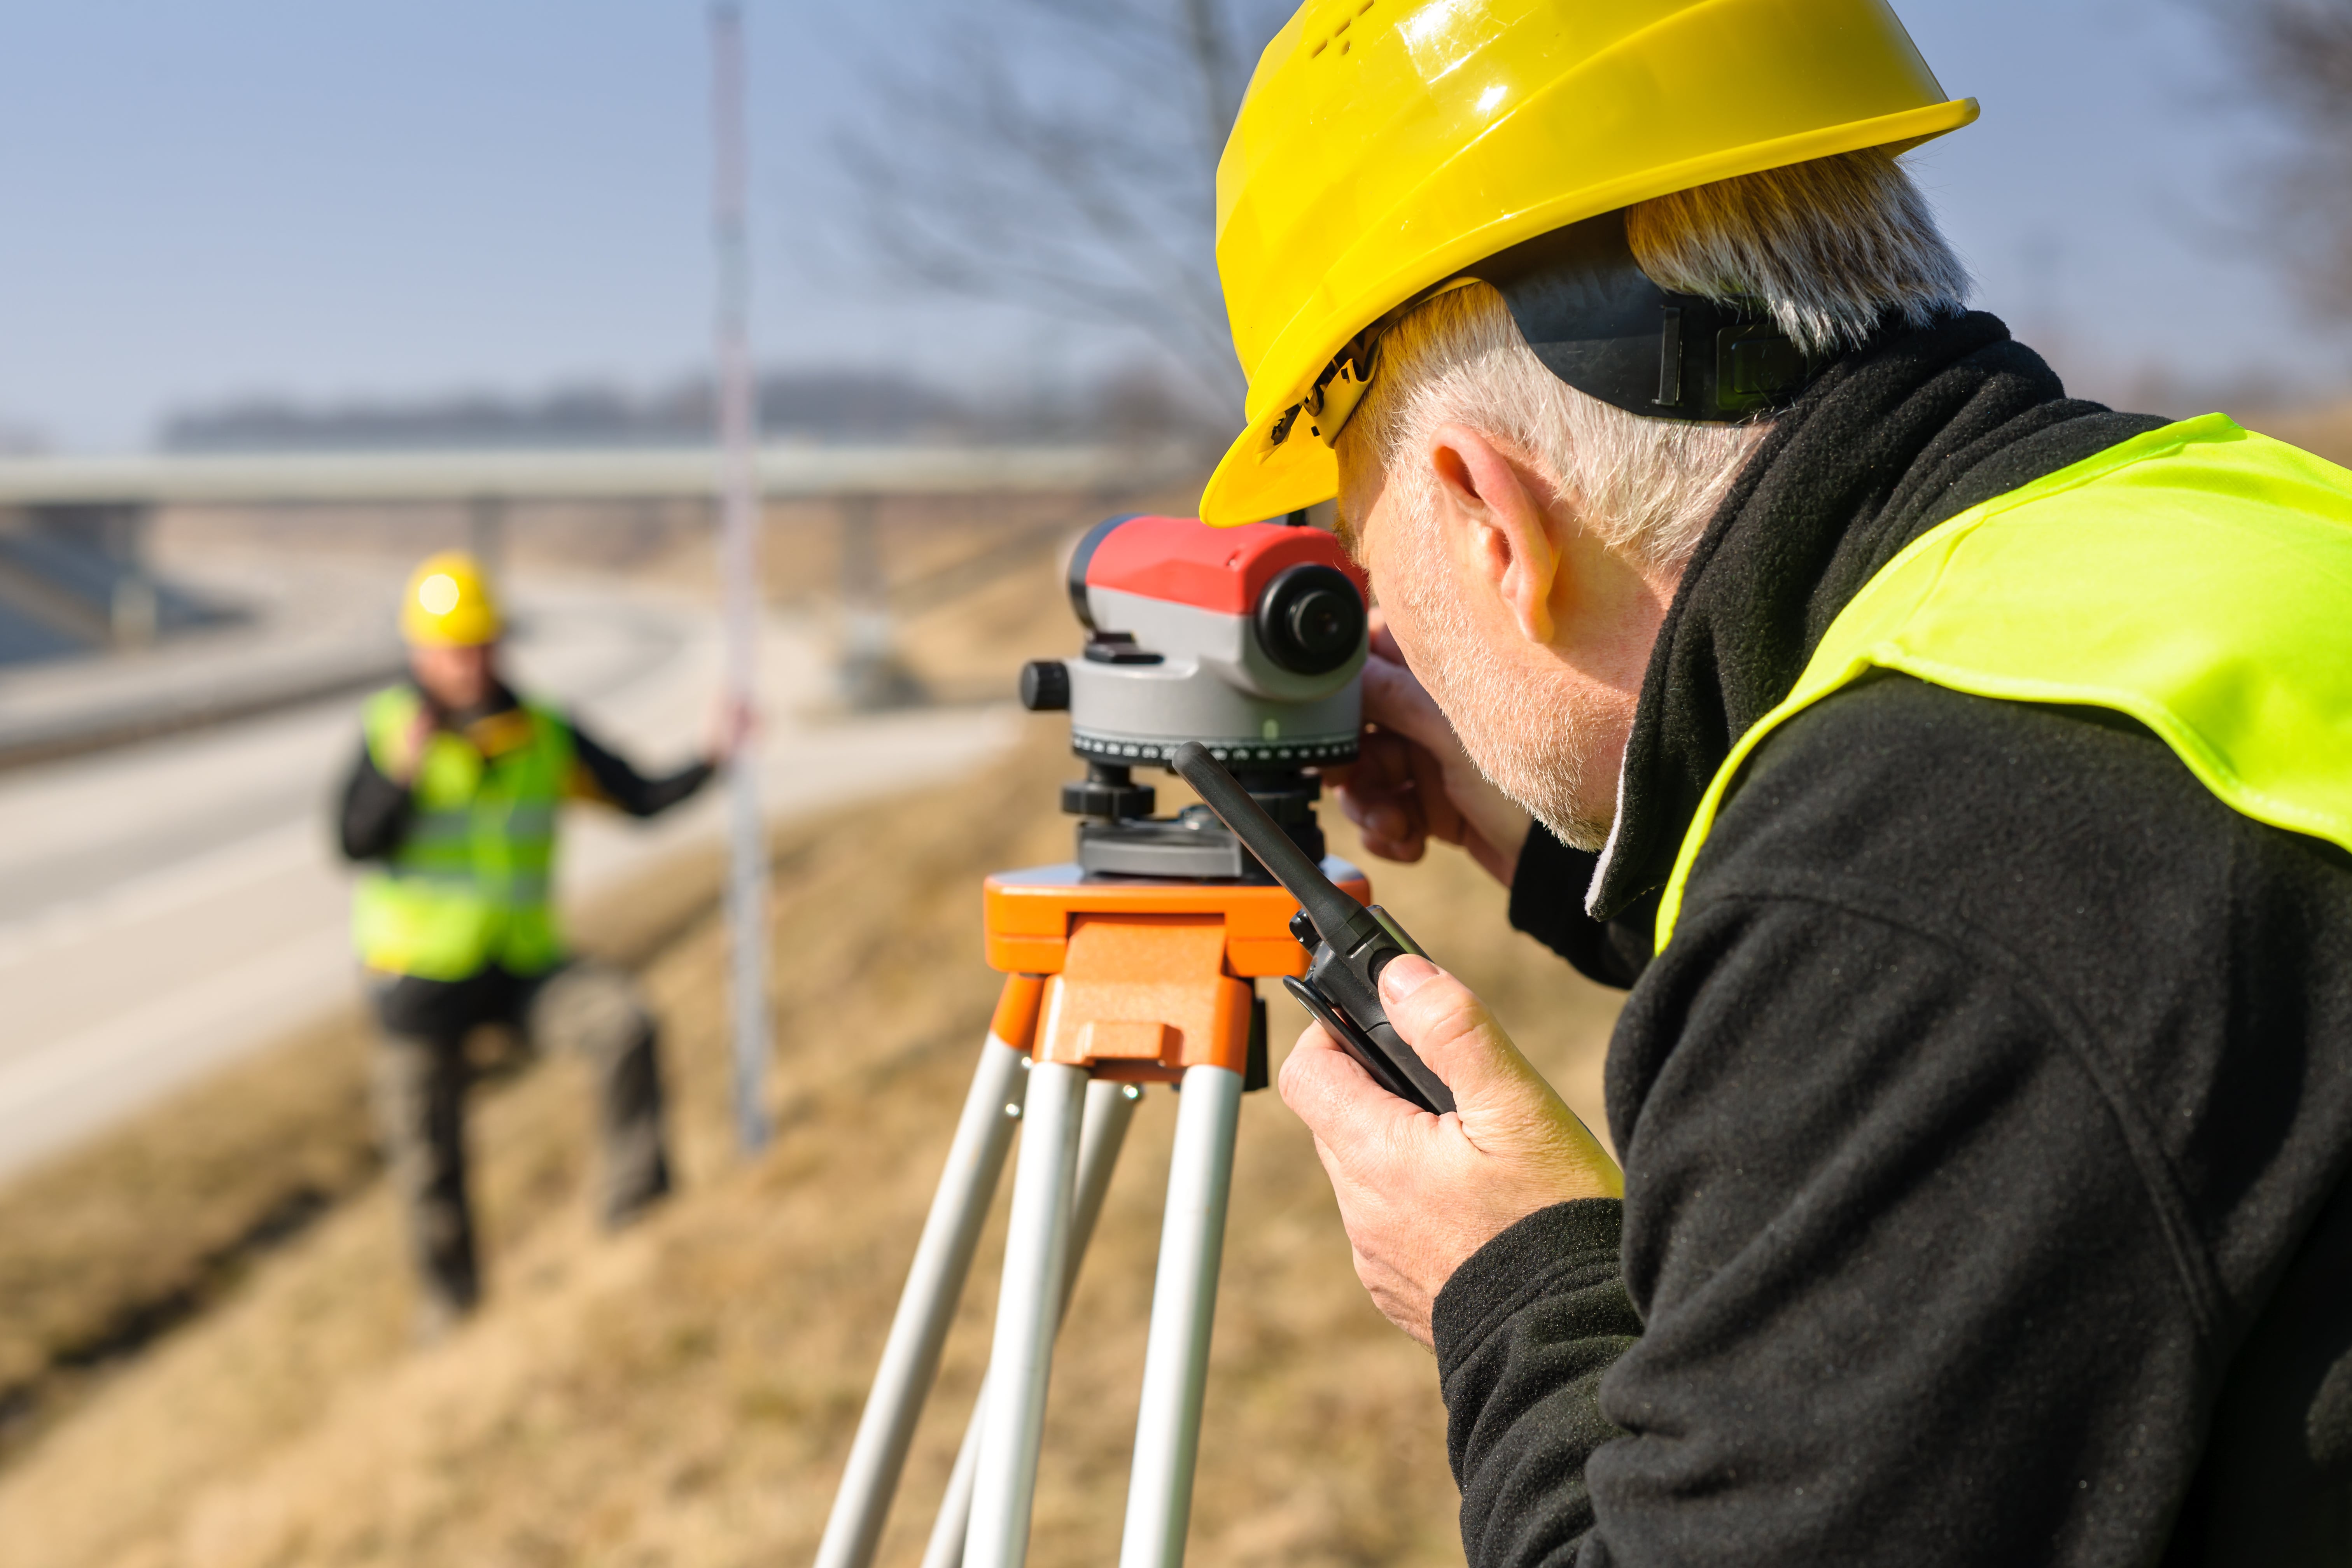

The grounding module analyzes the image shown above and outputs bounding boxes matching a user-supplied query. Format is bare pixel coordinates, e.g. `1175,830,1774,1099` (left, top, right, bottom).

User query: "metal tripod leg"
814,1034,1032,1568
1118,1063,1244,1568
921,1076,1139,1568
962,1060,1090,1568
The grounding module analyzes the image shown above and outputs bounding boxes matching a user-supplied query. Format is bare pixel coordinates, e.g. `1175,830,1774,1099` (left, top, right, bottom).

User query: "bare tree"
832,0,1295,414
2219,0,2352,320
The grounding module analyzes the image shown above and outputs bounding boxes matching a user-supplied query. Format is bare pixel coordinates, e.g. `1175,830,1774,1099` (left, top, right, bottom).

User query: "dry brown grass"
0,730,1619,1568
0,520,1622,1567
0,1008,375,1444
0,833,732,1463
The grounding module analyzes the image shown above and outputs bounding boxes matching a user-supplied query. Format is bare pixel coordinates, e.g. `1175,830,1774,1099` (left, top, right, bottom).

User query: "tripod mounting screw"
1019,660,1071,711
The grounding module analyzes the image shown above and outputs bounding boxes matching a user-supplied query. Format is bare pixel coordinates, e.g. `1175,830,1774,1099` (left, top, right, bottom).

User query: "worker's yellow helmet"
400,551,502,647
1200,0,1978,526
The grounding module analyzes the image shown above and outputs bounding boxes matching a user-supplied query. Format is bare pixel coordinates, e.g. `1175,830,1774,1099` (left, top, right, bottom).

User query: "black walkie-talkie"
1171,742,1455,1115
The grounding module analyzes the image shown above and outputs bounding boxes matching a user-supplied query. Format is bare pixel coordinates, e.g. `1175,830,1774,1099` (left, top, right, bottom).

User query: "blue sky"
0,0,2342,450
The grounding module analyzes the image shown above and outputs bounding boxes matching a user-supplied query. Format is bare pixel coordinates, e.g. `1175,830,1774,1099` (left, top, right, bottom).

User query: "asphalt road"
0,579,1018,1180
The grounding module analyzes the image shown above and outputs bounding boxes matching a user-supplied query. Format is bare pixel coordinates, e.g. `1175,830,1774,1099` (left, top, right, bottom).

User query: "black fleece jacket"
337,682,714,862
1435,313,2352,1566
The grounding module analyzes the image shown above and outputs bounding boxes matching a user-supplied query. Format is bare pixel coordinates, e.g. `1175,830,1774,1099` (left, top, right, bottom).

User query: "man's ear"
1427,422,1560,646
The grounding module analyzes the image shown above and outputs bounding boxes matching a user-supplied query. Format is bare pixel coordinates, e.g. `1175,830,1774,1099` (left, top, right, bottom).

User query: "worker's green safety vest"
351,686,574,980
1658,413,2352,952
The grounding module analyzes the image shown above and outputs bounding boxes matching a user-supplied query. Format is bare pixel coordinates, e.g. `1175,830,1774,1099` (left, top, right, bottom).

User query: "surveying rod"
710,0,770,1153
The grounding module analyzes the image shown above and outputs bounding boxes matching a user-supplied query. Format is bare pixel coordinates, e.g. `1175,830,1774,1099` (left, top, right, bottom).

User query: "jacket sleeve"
1438,889,2216,1568
337,741,413,861
567,721,716,819
1436,1200,1642,1566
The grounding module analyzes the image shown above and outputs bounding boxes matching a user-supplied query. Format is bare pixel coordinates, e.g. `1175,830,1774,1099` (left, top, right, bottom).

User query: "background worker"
338,551,738,1335
1206,1,2352,1563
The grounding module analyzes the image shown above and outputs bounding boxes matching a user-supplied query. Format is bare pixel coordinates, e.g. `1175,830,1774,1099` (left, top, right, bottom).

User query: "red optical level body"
1026,515,1369,771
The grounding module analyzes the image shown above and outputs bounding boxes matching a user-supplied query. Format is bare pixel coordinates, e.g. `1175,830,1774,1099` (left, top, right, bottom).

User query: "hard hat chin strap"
1470,208,1822,425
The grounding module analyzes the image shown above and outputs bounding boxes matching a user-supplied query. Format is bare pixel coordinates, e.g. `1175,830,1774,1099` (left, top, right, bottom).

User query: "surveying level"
815,515,1416,1568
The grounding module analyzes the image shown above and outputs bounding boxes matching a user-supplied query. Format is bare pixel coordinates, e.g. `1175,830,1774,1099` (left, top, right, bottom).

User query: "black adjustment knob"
1061,776,1157,820
1255,564,1367,675
1061,761,1155,821
1019,660,1071,711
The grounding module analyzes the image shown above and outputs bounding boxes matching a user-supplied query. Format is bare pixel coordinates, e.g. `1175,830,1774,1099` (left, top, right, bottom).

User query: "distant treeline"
159,364,1223,452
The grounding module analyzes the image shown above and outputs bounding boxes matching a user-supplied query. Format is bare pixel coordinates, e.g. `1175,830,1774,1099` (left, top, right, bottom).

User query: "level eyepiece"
1256,564,1367,676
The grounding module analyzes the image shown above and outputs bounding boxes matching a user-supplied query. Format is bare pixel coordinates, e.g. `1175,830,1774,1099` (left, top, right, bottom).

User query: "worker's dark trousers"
368,961,671,1320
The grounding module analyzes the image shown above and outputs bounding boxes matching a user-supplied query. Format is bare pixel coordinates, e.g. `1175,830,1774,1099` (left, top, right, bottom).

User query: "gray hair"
1630,147,1973,355
1341,148,1971,570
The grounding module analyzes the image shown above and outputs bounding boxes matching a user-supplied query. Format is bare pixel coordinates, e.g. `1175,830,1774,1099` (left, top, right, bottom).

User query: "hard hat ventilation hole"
1310,2,1374,61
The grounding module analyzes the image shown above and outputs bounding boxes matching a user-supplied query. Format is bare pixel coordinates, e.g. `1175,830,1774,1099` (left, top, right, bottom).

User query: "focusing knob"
1255,564,1368,675
1018,660,1071,711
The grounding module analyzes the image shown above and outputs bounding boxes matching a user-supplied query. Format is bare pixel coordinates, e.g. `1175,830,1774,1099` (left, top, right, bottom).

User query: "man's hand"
389,706,439,786
1280,954,1621,1348
704,695,755,766
1327,617,1532,886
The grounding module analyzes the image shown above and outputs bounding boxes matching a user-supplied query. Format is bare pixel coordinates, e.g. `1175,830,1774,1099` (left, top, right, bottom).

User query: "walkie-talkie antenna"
1175,741,1453,1115
1171,743,1367,940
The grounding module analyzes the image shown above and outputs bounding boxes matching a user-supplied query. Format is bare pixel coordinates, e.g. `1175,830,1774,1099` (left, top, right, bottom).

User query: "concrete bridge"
0,441,1188,740
0,440,1180,656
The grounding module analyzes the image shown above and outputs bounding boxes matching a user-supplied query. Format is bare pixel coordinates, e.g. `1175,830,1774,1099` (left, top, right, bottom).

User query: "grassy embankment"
0,491,1119,1445
0,520,1624,1568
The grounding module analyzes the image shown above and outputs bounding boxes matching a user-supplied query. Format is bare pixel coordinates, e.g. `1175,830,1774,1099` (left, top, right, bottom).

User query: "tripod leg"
1066,1080,1144,1300
815,1032,1033,1568
1117,1063,1244,1568
922,1387,989,1568
923,1078,1140,1568
963,1060,1089,1568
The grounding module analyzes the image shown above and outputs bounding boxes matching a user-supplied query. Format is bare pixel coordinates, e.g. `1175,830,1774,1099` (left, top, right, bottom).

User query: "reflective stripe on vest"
1657,413,2352,952
351,687,575,980
400,803,557,850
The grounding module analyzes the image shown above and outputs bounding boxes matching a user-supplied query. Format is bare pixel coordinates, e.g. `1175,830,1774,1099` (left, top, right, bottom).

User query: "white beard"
1392,548,1616,853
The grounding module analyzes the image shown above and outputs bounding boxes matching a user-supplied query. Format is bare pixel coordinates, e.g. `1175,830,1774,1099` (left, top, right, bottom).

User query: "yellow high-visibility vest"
351,687,573,980
1658,415,2352,951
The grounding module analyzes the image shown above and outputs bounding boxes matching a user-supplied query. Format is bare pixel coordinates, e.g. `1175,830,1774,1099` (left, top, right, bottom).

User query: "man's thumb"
1377,955,1520,1107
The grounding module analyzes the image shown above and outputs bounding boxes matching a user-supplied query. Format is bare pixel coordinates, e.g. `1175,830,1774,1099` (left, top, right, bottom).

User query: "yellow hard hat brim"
402,603,501,648
1202,95,1978,528
1203,409,1340,529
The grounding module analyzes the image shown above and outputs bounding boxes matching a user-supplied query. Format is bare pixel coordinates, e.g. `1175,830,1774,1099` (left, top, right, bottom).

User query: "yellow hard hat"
400,551,502,647
1201,0,1978,526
